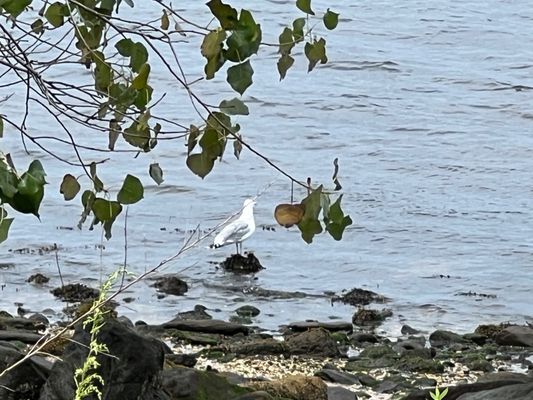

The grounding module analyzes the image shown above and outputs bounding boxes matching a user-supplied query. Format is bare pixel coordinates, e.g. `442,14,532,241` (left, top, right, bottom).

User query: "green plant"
74,268,126,400
429,386,448,400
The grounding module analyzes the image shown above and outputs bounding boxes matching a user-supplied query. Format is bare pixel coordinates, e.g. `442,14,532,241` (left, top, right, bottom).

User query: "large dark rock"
285,328,340,357
228,337,286,356
39,318,169,400
456,382,533,400
50,284,99,302
0,316,46,331
249,375,327,400
152,275,188,296
495,325,533,347
352,308,392,326
333,287,388,306
0,330,43,343
160,366,250,399
402,378,533,400
314,368,361,385
327,385,358,400
220,253,264,273
0,342,51,399
287,320,353,333
429,330,471,348
175,305,212,320
161,318,249,335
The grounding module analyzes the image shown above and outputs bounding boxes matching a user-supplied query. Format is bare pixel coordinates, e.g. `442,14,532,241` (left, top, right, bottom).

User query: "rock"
229,337,286,356
249,375,328,400
285,328,340,357
401,325,421,335
456,382,533,400
402,378,532,400
287,320,353,333
475,324,508,339
234,391,274,400
28,313,50,327
333,287,388,306
0,342,50,399
161,319,249,336
165,353,197,368
161,366,250,399
172,330,221,346
495,325,533,347
39,318,168,400
27,273,50,284
350,332,380,344
327,385,358,400
152,275,188,296
235,305,261,318
176,305,212,320
463,333,487,346
0,316,45,331
50,283,99,302
315,368,361,385
220,253,264,273
429,330,471,348
0,330,43,344
352,308,392,326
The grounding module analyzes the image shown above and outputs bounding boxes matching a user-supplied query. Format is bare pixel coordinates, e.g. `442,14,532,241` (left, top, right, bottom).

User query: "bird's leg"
235,242,239,255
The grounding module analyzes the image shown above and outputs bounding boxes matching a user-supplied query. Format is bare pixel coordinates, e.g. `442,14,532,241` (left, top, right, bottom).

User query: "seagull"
213,198,256,254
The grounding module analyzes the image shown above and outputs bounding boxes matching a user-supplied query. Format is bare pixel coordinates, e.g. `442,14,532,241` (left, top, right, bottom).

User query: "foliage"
0,0,351,244
429,386,448,400
74,268,127,400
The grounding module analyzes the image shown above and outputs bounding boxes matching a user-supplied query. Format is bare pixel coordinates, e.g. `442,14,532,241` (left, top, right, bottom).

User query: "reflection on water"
1,1,533,334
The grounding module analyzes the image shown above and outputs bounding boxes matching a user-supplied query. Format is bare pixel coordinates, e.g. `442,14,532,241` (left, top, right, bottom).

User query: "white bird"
213,198,256,254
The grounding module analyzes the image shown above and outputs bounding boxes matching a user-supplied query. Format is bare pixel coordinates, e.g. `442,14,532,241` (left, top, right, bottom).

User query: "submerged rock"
50,283,99,302
220,253,264,273
152,275,188,296
27,273,50,284
333,287,388,306
352,308,393,326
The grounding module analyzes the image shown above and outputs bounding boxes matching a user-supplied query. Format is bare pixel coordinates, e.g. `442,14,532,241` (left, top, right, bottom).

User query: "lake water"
1,0,532,335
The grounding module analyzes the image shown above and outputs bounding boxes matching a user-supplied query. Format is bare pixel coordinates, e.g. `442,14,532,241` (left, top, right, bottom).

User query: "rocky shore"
0,279,532,399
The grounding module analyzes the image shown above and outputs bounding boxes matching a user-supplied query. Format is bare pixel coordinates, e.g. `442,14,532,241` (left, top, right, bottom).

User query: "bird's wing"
214,220,250,247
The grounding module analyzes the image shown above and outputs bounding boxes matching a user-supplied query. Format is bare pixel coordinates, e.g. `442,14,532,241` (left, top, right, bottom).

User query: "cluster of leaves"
0,154,46,241
429,386,448,400
0,0,350,244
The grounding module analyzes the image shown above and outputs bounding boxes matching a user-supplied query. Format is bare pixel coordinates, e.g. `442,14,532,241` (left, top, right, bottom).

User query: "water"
1,1,532,335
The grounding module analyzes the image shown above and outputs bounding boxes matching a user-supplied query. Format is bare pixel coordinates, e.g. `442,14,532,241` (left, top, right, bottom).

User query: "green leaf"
0,158,18,199
187,125,200,155
60,174,81,201
0,216,13,243
44,2,66,28
91,198,122,222
123,121,150,150
324,194,352,241
115,38,134,56
278,27,295,56
31,19,44,34
224,9,262,62
298,186,323,243
132,63,150,90
296,0,315,15
9,161,46,217
149,163,164,185
130,42,148,73
227,60,253,95
206,0,239,30
0,115,3,138
2,0,32,18
219,98,249,115
160,10,169,30
277,54,294,80
323,8,339,30
292,18,305,42
233,135,242,159
186,153,215,179
92,51,112,93
117,174,144,204
108,119,121,150
201,28,226,59
91,198,122,239
304,38,327,72
200,128,225,159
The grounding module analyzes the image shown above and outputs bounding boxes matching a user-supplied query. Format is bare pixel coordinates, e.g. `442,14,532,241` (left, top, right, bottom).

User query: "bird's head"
243,198,256,208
